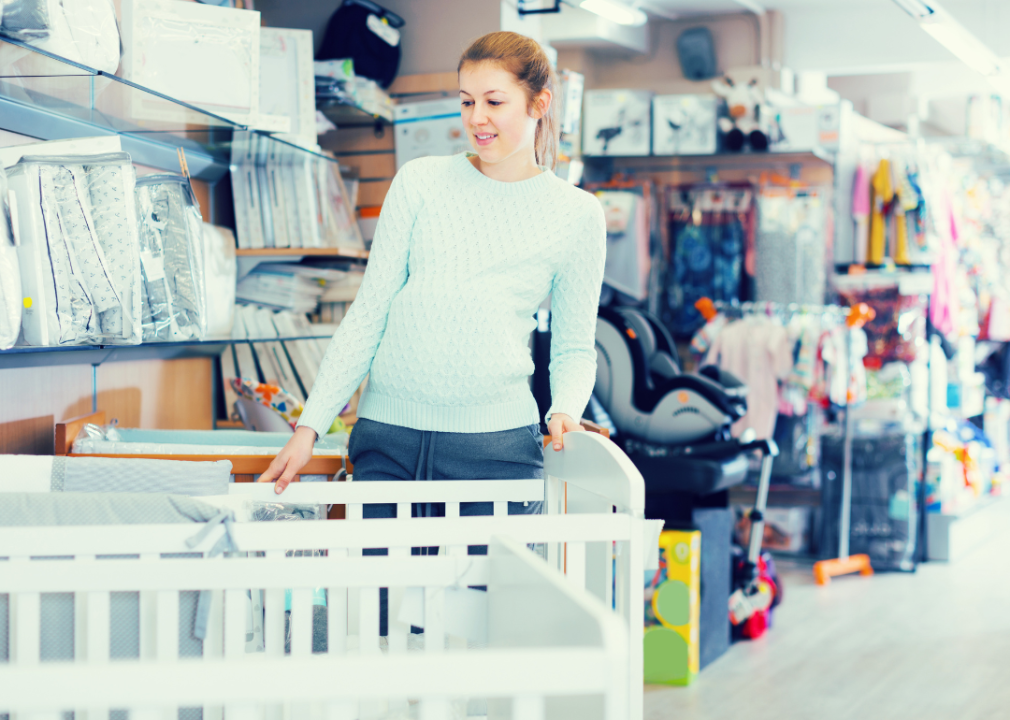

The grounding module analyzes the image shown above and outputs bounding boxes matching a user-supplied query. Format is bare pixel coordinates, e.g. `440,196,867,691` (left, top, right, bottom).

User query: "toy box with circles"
644,529,701,686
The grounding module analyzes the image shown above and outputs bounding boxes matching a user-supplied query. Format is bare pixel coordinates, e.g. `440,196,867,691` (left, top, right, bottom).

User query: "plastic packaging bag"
0,165,22,349
8,152,142,346
201,223,237,338
1,0,121,73
135,174,207,342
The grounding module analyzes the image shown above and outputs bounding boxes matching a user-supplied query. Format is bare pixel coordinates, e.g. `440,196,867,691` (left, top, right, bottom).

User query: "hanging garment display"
665,185,752,337
9,152,142,346
596,190,650,301
0,165,20,350
754,188,828,305
135,174,207,342
868,158,891,265
0,0,121,73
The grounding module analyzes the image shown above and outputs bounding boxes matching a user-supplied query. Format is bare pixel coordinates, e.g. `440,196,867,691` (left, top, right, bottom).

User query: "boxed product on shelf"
120,0,286,130
582,89,653,157
559,69,585,137
134,174,207,342
9,152,143,347
259,28,316,146
652,95,718,156
393,97,468,169
773,103,841,152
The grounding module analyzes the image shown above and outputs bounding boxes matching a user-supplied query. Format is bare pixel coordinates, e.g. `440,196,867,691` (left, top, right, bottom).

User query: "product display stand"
813,303,877,585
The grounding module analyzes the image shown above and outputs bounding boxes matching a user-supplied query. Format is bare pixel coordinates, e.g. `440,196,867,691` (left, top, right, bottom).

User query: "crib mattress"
73,428,347,456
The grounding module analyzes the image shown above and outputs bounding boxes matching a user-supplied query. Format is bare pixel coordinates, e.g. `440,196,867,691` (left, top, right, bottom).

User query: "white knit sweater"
297,153,606,437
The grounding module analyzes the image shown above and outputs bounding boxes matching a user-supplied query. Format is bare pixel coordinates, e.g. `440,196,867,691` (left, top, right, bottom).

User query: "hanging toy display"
712,76,778,153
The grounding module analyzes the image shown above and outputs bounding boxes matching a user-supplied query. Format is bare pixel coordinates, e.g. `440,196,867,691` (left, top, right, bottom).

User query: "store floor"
644,502,1010,720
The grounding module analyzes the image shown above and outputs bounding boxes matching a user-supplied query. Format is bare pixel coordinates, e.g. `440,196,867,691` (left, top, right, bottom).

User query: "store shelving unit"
0,335,334,370
319,102,393,129
235,247,370,259
0,37,350,371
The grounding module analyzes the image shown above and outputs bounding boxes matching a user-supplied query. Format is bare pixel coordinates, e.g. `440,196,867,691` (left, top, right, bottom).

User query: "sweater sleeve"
297,162,421,437
546,196,607,424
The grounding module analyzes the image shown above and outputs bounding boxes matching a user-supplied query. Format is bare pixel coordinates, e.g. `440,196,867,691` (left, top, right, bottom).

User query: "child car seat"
595,307,747,445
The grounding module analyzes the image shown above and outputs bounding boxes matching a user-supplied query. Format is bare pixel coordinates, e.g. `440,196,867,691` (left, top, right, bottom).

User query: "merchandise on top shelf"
0,166,20,350
582,89,653,157
120,0,285,131
9,152,142,347
134,174,207,342
651,95,718,156
393,98,468,170
316,0,404,90
259,28,316,146
754,187,829,306
773,104,841,152
201,224,237,339
0,0,121,73
559,69,584,137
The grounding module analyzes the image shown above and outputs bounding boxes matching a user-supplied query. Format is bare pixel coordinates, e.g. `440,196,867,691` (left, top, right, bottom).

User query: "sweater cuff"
296,404,336,440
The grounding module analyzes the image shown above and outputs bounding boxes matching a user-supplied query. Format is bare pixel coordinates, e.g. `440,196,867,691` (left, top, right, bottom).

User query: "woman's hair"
458,31,561,170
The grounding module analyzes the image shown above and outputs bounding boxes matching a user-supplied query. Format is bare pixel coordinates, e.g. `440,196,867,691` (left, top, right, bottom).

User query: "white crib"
0,432,656,719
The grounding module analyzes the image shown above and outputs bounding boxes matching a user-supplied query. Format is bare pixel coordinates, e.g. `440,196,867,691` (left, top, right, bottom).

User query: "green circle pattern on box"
644,627,689,684
654,579,689,627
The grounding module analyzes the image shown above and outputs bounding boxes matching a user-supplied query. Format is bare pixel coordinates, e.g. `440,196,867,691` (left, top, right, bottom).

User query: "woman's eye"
488,101,502,106
462,101,473,107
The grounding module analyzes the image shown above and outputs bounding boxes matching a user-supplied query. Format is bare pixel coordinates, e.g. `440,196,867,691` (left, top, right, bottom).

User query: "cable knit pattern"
297,153,606,437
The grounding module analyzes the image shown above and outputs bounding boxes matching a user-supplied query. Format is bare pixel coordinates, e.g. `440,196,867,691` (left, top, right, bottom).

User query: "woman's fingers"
274,460,298,494
257,455,286,484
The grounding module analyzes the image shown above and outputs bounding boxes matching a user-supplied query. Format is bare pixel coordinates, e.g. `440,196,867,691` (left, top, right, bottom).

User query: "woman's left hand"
547,413,584,451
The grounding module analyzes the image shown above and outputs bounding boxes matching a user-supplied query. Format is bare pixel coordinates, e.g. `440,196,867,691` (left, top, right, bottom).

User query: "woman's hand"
258,426,318,494
547,413,584,451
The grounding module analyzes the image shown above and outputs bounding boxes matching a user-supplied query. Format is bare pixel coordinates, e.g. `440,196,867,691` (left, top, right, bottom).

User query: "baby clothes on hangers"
869,159,892,265
852,163,871,264
690,312,727,356
705,315,793,440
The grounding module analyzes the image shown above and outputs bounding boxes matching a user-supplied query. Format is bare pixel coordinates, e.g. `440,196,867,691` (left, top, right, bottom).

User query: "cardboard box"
583,89,653,157
393,98,469,169
644,530,701,685
652,95,718,156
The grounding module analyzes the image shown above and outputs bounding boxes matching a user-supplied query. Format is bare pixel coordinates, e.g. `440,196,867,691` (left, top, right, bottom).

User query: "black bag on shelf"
317,0,404,89
820,432,920,571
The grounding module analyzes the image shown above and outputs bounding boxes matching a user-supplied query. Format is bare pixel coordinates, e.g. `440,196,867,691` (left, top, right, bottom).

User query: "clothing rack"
707,296,875,583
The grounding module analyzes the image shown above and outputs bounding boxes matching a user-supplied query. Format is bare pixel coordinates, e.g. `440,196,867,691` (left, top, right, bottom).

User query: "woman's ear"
532,88,552,121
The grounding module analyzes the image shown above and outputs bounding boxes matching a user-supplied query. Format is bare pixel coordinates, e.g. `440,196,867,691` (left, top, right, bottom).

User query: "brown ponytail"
458,31,561,171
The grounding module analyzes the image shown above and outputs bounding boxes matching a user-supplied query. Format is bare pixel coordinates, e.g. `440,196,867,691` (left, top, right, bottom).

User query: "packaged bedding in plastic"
135,174,207,341
0,165,21,350
0,0,122,74
201,223,237,338
8,152,143,346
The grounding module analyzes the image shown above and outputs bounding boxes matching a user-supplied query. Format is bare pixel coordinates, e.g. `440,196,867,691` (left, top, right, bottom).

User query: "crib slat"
327,549,348,656
157,590,179,661
264,549,286,660
397,502,410,520
359,586,380,655
419,698,451,720
513,696,546,720
224,588,246,657
12,590,40,664
424,586,444,654
493,501,507,517
84,589,112,719
202,590,225,720
566,541,587,590
443,504,466,557
346,503,363,521
387,547,409,654
289,587,313,657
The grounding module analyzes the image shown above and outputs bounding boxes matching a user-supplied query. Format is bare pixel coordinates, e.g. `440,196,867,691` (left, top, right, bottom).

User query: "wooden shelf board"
235,247,369,259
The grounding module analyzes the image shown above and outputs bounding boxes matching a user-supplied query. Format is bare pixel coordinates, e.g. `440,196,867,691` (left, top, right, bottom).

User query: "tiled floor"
644,503,1010,720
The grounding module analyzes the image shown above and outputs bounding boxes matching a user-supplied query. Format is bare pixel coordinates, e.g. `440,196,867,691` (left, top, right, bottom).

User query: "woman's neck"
469,151,542,183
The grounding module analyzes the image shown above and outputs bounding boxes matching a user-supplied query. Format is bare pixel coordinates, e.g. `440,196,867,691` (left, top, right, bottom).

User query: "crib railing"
0,536,627,720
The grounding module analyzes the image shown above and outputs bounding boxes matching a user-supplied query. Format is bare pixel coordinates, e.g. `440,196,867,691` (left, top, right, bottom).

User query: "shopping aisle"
645,503,1010,720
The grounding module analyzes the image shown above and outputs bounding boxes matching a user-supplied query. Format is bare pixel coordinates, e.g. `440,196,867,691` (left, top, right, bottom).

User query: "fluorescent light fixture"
579,0,647,26
893,0,1010,94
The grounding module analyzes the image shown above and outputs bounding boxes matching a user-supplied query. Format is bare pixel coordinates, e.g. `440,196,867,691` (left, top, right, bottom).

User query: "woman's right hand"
258,425,318,494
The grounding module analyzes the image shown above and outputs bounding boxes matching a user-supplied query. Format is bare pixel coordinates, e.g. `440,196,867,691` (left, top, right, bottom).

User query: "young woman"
261,31,605,502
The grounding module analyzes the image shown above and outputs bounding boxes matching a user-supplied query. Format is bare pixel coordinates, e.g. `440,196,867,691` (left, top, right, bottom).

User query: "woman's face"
458,62,547,169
